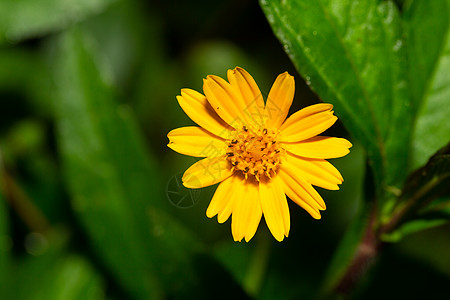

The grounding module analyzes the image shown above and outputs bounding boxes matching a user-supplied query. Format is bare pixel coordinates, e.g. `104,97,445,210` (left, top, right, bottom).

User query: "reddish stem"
336,206,381,294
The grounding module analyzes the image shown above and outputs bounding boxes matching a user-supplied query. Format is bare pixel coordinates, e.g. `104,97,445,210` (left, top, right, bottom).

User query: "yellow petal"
168,126,227,157
311,159,344,182
231,180,262,242
227,67,267,127
283,136,352,159
182,156,233,189
285,154,342,190
203,75,247,130
177,89,233,139
265,72,295,129
207,175,239,223
280,161,326,209
278,169,322,219
279,104,337,142
259,177,290,241
217,192,237,223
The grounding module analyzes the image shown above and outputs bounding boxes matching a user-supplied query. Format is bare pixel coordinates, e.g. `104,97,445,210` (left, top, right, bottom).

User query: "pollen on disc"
226,126,285,181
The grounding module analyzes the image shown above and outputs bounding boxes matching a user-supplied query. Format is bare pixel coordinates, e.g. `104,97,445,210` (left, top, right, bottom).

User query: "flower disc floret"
226,126,285,181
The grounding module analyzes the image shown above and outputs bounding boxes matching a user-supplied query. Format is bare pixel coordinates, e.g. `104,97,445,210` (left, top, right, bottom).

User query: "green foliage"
52,28,210,299
53,28,162,299
0,0,449,299
406,0,450,169
320,202,373,295
400,143,450,207
382,218,447,243
0,0,116,43
13,248,105,300
260,0,450,295
260,0,412,197
382,143,450,242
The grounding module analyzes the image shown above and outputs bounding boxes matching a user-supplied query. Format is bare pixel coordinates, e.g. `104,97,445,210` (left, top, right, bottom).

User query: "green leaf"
382,218,447,243
0,49,53,116
381,196,450,243
405,0,450,169
0,0,115,44
400,142,450,204
53,28,161,300
381,143,450,241
421,196,450,218
12,240,105,300
16,256,105,300
52,28,205,299
260,0,413,198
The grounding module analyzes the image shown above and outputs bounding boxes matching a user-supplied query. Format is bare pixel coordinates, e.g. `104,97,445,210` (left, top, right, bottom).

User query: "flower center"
226,126,285,181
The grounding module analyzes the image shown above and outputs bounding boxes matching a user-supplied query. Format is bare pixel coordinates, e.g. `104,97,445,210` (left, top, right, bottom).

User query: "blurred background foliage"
0,0,449,299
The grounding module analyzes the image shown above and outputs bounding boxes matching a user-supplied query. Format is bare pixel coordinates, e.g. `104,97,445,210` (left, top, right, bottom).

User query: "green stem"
333,204,380,295
243,232,272,297
0,150,50,233
380,175,448,235
332,173,448,296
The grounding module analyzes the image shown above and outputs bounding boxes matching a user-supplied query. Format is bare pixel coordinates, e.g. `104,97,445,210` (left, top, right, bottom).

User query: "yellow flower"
168,67,351,242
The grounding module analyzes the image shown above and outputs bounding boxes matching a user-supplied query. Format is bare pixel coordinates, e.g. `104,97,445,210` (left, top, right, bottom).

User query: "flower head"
168,67,351,242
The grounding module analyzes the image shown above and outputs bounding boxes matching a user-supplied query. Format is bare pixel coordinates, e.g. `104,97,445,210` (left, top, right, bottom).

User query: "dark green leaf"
381,143,450,241
53,28,161,300
52,28,205,299
400,142,450,203
382,218,447,242
421,196,450,218
405,0,450,169
12,237,105,300
0,0,115,43
0,49,53,116
260,0,413,199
